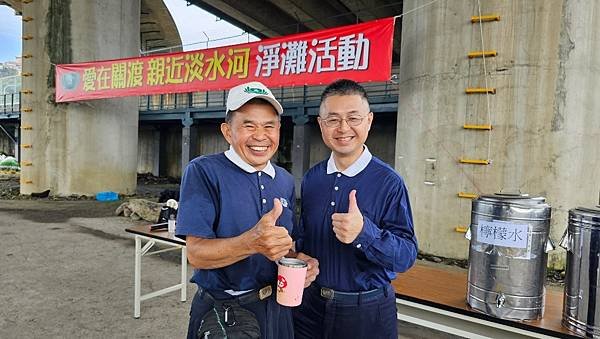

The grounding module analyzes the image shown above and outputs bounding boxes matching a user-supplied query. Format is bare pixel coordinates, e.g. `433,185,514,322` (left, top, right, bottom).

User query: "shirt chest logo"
280,198,289,208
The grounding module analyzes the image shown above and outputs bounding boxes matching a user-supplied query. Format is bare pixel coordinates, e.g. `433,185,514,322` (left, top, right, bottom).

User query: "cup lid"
278,258,307,268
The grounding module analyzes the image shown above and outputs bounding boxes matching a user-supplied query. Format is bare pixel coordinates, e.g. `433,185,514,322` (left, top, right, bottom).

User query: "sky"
162,0,259,51
0,6,21,63
0,0,258,63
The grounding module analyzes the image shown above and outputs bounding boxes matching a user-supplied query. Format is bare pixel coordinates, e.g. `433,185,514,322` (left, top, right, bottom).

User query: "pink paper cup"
276,258,308,307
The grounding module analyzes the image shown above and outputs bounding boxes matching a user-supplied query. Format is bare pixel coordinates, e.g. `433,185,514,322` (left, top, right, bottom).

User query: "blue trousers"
293,284,397,339
187,287,294,339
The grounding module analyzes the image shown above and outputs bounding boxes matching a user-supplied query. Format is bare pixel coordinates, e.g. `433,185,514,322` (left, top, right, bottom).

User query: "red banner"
55,18,395,102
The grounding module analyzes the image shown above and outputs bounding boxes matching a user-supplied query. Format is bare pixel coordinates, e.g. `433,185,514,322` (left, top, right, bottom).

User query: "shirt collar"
326,145,372,177
224,146,276,178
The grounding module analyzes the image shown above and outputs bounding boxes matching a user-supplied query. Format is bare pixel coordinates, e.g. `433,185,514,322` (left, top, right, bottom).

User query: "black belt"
200,285,274,306
314,284,389,304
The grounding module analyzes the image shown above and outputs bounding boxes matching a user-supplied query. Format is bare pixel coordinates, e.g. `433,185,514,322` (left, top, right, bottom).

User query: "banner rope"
393,0,442,20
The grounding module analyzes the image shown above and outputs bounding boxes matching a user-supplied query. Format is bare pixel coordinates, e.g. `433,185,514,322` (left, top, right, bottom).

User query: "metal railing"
138,80,399,113
0,93,21,116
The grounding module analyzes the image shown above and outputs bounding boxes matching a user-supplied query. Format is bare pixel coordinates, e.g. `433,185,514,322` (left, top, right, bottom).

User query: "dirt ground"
0,174,461,339
0,175,191,338
0,201,194,339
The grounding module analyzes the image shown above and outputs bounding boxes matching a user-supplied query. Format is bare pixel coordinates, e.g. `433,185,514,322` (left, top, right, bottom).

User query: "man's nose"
337,118,351,131
252,127,268,139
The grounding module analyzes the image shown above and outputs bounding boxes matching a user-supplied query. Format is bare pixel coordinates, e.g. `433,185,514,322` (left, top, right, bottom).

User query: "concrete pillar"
14,125,19,161
159,125,183,177
0,125,16,157
181,116,197,174
152,128,160,177
542,0,600,267
136,125,161,176
20,0,140,196
291,113,311,199
196,123,228,157
396,0,600,268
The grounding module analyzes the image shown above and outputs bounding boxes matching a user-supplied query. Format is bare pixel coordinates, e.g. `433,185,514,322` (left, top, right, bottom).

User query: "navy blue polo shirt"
297,147,417,292
176,151,295,291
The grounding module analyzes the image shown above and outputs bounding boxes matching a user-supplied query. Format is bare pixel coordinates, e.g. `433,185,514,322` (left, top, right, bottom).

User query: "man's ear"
220,123,232,144
317,116,325,133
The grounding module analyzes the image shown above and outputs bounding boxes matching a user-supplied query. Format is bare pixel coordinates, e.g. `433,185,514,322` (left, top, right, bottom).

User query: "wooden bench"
392,262,580,338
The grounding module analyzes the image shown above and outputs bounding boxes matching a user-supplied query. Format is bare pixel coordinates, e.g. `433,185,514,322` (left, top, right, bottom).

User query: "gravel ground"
0,199,193,339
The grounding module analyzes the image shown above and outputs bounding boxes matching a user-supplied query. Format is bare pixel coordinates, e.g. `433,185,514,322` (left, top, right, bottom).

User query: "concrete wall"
308,123,329,167
0,130,15,156
396,0,600,268
542,0,600,266
159,125,182,178
196,123,229,157
137,125,159,175
21,0,139,196
137,122,228,178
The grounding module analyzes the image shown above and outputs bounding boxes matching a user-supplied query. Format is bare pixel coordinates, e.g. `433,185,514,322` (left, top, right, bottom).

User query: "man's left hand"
296,252,319,288
331,190,363,244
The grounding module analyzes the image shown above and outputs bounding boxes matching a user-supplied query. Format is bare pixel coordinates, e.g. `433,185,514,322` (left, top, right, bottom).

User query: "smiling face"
318,94,373,164
221,101,280,170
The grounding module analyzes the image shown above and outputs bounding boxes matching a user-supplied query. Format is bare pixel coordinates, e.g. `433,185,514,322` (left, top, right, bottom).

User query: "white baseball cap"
226,81,283,115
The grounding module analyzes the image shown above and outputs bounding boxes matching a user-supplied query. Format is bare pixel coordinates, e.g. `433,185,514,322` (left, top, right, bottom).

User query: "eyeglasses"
320,116,366,128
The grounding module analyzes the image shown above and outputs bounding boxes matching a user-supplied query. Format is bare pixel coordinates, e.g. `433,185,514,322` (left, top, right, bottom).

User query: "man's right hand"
246,198,293,261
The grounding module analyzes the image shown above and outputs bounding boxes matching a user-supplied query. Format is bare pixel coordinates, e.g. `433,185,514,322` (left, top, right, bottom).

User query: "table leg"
181,246,187,302
134,235,141,318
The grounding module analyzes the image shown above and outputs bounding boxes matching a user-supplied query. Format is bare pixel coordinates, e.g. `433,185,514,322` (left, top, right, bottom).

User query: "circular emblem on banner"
61,72,80,91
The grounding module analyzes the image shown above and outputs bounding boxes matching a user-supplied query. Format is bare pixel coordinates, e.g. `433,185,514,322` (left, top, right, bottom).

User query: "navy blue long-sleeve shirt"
176,152,296,291
296,151,417,292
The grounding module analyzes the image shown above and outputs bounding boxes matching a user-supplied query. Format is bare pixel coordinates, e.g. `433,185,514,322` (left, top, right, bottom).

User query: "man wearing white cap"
176,81,318,339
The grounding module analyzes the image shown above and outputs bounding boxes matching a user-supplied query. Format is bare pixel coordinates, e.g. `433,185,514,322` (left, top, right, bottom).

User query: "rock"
115,199,163,223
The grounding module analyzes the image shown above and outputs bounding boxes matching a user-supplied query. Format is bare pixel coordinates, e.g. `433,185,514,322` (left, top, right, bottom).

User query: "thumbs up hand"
247,198,293,261
331,190,364,244
262,197,283,225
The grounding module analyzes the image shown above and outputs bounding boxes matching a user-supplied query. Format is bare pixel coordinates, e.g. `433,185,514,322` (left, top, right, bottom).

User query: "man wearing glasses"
293,79,418,338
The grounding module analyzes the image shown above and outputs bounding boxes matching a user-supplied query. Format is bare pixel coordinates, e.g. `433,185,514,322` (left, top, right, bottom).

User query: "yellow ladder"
20,5,36,185
455,12,501,233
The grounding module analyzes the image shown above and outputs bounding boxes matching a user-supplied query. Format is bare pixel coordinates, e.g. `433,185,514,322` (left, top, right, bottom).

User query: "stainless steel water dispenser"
467,193,552,320
561,205,600,337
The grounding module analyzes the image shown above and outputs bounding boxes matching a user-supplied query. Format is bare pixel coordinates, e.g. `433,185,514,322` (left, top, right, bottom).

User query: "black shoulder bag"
198,302,261,339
